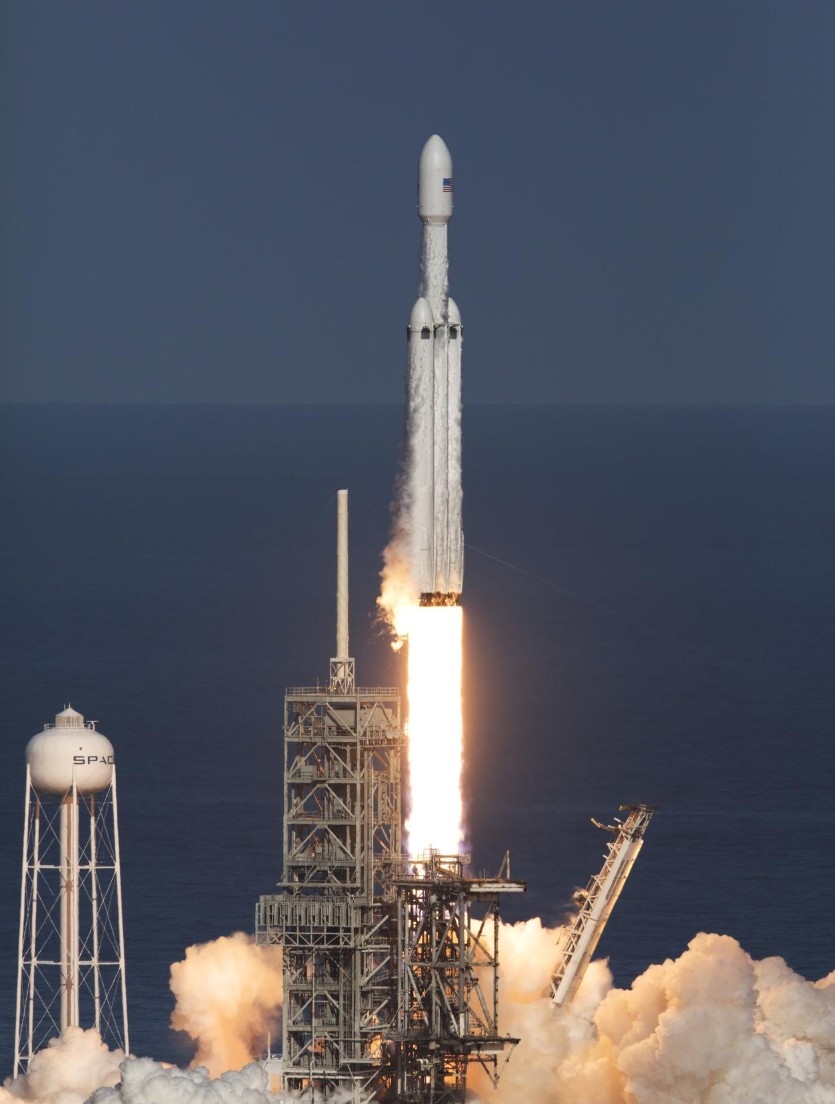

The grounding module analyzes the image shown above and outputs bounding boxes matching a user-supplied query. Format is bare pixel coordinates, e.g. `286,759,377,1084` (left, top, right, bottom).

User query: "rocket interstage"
408,134,464,606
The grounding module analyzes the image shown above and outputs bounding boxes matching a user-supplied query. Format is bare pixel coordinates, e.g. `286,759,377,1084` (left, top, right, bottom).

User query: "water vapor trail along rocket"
407,135,463,606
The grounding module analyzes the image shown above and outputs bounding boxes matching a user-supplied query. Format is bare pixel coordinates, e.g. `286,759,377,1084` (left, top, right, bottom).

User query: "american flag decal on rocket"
442,178,453,192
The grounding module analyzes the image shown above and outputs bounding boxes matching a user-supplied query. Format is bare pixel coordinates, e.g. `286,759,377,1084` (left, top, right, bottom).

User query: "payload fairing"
407,135,464,606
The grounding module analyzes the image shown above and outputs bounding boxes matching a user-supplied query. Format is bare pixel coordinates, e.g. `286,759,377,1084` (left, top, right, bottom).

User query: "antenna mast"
330,489,355,693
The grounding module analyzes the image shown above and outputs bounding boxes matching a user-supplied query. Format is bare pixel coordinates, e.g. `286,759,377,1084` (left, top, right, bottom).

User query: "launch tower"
390,851,523,1103
257,492,523,1102
257,491,405,1098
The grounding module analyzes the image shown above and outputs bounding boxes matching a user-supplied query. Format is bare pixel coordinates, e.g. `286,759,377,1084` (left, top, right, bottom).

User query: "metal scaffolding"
15,766,129,1074
257,679,404,1101
389,852,524,1104
256,492,523,1101
551,803,656,1008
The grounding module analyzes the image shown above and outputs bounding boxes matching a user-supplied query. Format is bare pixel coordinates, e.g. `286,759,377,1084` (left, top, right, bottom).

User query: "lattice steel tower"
390,851,524,1103
15,706,129,1075
257,491,404,1099
257,491,524,1102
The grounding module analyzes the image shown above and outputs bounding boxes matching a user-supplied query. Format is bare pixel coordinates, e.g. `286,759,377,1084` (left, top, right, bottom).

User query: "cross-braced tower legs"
15,708,128,1075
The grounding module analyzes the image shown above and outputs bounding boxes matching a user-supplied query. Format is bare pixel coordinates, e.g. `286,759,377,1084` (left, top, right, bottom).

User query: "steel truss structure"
15,769,129,1075
256,492,523,1101
389,852,524,1104
257,669,404,1101
257,684,525,1104
551,803,656,1008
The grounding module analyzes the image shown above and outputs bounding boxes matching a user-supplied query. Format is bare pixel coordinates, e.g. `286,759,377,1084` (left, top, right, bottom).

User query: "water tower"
14,706,129,1075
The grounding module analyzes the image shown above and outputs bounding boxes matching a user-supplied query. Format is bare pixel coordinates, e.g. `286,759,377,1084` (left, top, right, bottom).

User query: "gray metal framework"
551,803,656,1008
389,852,524,1104
255,483,523,1101
15,770,129,1074
257,664,404,1100
255,667,525,1103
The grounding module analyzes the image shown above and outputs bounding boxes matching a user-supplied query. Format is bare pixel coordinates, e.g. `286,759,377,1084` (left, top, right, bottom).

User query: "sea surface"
1,402,834,1067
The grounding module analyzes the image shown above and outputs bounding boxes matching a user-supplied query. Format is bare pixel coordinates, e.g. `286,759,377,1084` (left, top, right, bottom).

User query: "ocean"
1,402,833,1068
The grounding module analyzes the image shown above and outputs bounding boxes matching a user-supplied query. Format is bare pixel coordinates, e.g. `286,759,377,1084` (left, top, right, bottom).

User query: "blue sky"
2,2,834,403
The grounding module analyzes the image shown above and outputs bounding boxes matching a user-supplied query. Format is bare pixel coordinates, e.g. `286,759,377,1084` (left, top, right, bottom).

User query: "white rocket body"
408,135,463,604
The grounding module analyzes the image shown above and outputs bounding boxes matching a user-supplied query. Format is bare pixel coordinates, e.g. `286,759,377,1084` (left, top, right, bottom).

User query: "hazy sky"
2,2,834,404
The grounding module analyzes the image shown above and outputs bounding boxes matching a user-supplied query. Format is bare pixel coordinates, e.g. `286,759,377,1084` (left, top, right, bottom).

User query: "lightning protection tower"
15,706,129,1074
257,490,404,1101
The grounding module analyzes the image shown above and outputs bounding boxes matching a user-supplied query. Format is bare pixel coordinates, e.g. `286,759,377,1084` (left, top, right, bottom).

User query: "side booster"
407,135,463,607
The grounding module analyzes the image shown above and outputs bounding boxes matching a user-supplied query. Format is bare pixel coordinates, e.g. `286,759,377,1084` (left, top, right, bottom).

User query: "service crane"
551,803,656,1008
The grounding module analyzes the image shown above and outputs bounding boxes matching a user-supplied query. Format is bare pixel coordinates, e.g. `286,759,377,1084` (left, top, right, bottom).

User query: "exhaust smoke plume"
169,932,282,1077
378,526,418,635
0,1028,124,1104
470,922,835,1104
4,925,835,1101
1,934,282,1104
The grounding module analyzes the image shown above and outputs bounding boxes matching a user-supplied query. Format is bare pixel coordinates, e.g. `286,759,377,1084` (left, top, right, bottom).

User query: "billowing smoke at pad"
4,928,835,1100
0,1030,278,1104
0,933,282,1104
469,922,835,1104
169,932,282,1077
0,1028,124,1103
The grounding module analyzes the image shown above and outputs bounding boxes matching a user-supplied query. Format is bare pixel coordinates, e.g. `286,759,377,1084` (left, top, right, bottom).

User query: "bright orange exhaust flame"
396,605,464,856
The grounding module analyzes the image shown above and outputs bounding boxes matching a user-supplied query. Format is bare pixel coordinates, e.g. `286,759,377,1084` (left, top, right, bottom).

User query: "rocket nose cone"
409,298,435,330
419,135,452,176
418,135,453,224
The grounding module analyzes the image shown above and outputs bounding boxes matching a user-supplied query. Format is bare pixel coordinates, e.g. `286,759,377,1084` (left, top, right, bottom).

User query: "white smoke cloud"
6,926,835,1103
88,1059,277,1104
377,520,417,641
93,1060,369,1104
1,933,282,1104
471,925,835,1104
0,1028,123,1104
169,932,282,1077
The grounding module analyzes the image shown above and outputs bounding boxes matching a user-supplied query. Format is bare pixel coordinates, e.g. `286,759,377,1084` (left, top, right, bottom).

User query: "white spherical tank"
26,706,115,794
